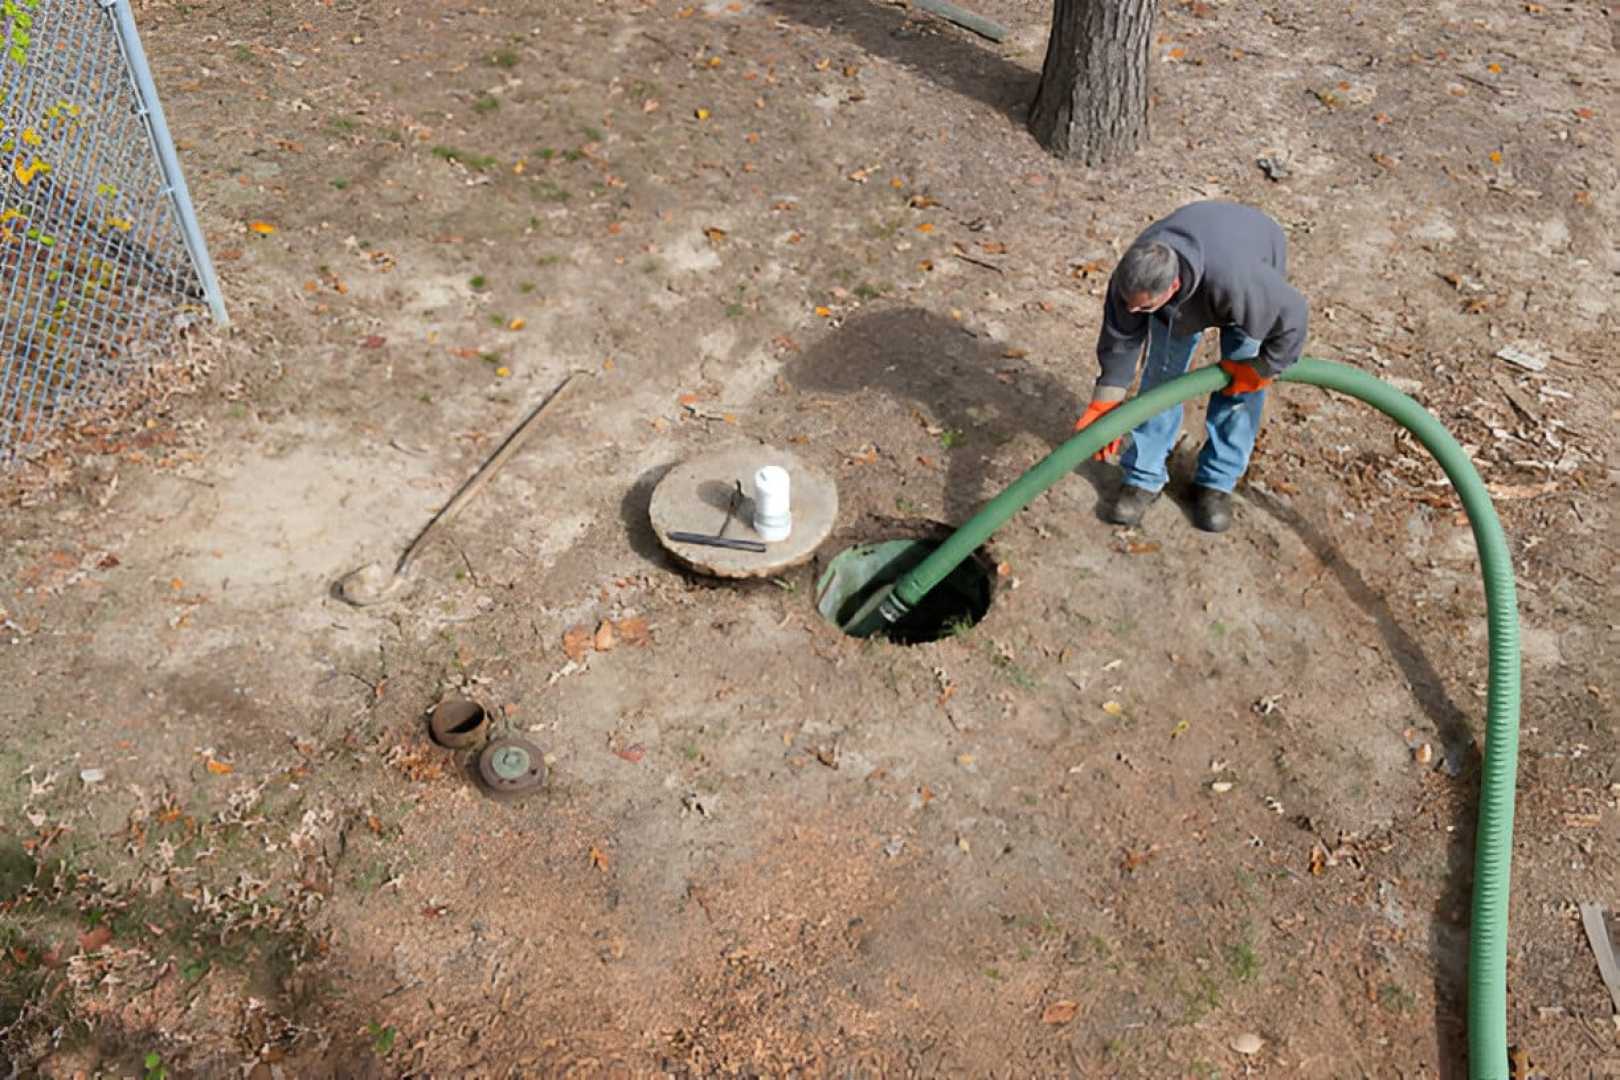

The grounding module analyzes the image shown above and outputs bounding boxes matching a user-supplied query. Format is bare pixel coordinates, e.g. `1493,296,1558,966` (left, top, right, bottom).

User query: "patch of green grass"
518,281,536,293
1181,974,1223,1024
991,653,1041,691
418,392,433,404
330,178,349,190
1225,939,1260,983
536,254,563,268
724,302,745,318
234,44,255,64
943,614,975,639
983,966,1004,981
562,147,585,163
480,352,503,367
853,282,885,301
469,275,487,290
490,48,520,68
431,145,499,171
473,95,499,114
536,147,556,161
1377,981,1416,1013
144,1051,167,1080
581,125,605,143
489,313,507,328
533,179,571,203
368,1021,397,1056
640,258,660,275
682,743,701,762
895,495,920,514
939,428,965,450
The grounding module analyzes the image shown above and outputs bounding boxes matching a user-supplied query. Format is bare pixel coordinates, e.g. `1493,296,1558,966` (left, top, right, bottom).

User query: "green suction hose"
841,356,1520,1079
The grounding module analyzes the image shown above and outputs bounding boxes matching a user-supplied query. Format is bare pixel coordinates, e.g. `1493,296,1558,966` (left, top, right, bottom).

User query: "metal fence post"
102,0,227,326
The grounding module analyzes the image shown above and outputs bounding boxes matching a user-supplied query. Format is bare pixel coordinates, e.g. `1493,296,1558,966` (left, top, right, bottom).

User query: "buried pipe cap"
428,698,490,750
477,736,549,800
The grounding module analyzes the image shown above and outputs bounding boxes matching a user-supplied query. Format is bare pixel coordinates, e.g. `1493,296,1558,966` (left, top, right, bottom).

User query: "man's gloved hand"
1218,359,1273,396
1074,399,1124,461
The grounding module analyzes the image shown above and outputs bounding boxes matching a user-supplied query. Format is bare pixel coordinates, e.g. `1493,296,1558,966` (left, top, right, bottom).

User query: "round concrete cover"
649,443,838,578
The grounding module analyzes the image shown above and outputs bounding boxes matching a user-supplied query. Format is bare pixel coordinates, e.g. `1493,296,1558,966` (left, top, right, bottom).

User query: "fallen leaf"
996,562,1012,576
980,240,1008,255
1042,1000,1080,1025
248,221,276,235
1373,111,1392,124
366,814,382,834
814,57,831,71
703,226,727,244
1121,846,1157,872
450,346,480,359
677,392,700,407
360,335,386,349
917,259,933,271
562,625,592,662
643,98,660,112
614,744,646,763
1371,152,1397,170
589,845,610,871
915,222,934,233
205,758,234,775
494,366,511,378
508,317,525,331
889,177,904,189
1125,540,1161,555
1003,347,1027,359
1102,701,1125,717
1489,150,1503,164
78,926,112,953
1309,845,1327,876
1230,1032,1265,1055
908,193,939,209
1169,718,1190,739
594,621,616,652
694,107,710,120
814,305,832,317
1486,62,1503,74
616,616,651,645
169,577,184,591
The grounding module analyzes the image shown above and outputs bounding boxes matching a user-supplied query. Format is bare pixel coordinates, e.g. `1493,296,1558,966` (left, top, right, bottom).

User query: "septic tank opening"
815,538,993,644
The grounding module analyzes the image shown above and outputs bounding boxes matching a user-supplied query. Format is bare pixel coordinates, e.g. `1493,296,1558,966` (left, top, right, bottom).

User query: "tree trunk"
1027,0,1155,166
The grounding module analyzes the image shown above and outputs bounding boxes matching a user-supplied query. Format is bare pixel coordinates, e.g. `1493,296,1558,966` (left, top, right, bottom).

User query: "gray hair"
1116,240,1179,298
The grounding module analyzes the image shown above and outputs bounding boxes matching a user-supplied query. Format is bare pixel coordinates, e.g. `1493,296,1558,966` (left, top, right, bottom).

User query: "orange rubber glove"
1074,399,1123,461
1218,359,1273,396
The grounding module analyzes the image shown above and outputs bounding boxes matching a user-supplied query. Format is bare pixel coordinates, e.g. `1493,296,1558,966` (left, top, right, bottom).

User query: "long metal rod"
102,0,227,325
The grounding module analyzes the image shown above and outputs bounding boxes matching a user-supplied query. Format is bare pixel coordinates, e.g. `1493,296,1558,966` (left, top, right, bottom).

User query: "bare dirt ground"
3,0,1618,1076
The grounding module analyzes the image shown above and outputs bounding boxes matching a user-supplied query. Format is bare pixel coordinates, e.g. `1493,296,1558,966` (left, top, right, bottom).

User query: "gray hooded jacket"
1094,202,1308,397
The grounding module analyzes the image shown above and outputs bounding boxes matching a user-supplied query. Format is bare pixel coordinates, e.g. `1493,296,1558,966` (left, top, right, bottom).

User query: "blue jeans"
1118,324,1266,494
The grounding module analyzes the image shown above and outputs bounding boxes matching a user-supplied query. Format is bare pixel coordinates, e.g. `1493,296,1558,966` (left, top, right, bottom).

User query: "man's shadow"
1246,486,1482,1075
780,307,1101,523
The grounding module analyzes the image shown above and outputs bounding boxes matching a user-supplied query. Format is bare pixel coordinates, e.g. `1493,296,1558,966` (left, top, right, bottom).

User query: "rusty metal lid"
428,698,489,750
477,736,548,799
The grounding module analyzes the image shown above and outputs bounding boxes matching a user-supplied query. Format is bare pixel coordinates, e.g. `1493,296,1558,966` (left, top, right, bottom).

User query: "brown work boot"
1192,486,1233,533
1106,484,1160,526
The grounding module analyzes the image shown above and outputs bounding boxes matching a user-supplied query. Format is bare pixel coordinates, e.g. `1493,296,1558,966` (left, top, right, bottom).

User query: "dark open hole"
443,702,484,733
815,538,993,644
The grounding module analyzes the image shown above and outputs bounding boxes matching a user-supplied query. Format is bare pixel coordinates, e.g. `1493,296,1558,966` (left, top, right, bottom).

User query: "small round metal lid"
476,736,548,799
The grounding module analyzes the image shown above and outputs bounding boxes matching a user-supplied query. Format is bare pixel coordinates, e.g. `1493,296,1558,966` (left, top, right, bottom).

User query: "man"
1074,201,1308,533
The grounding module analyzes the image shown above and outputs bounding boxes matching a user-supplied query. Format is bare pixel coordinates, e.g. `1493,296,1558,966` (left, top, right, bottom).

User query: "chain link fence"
1,0,224,464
